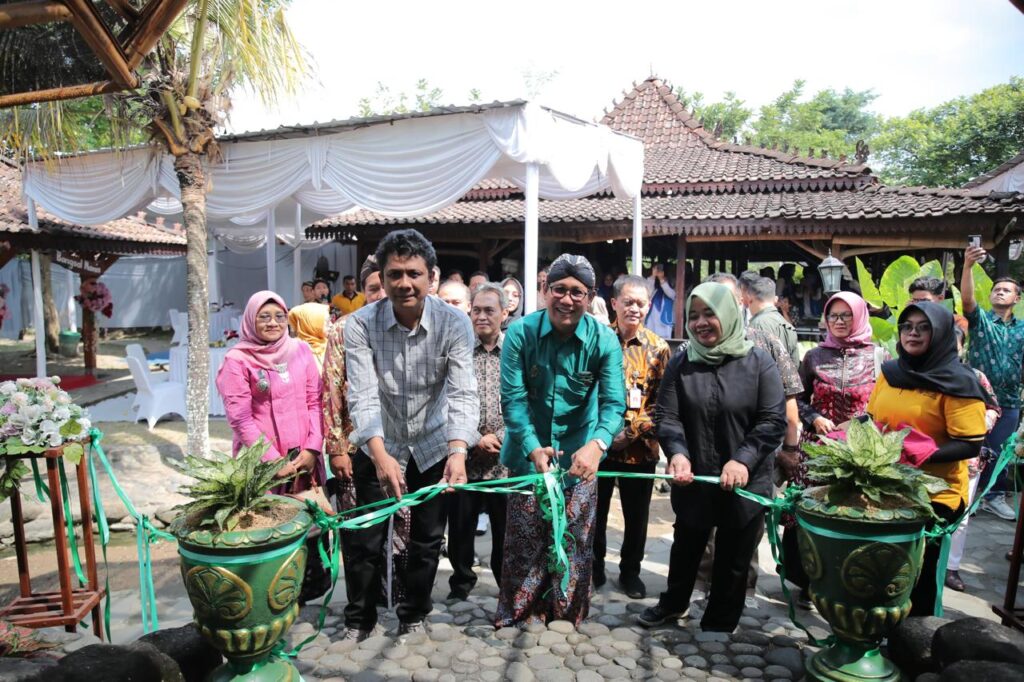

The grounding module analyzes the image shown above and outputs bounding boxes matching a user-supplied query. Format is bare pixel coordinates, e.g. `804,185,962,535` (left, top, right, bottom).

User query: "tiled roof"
963,150,1024,189
309,185,1024,234
601,78,871,186
0,162,186,254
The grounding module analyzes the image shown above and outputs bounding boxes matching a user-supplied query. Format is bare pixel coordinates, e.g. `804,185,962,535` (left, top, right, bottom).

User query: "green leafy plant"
175,438,293,531
802,419,948,518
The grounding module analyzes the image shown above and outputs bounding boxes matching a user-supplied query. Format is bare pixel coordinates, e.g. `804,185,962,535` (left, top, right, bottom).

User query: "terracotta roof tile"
308,186,1024,235
601,77,870,186
0,163,186,253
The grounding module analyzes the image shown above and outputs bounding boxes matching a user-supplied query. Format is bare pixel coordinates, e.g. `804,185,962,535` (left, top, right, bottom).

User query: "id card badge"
628,385,642,410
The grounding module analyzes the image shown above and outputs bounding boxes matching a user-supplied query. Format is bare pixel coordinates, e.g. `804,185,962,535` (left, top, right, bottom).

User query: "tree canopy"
672,77,1024,187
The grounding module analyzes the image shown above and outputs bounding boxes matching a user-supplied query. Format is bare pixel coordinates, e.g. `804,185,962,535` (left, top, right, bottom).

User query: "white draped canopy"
22,101,644,311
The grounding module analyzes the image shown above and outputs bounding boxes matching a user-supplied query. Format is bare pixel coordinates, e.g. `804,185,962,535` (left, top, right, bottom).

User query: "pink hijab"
820,291,873,349
225,291,298,369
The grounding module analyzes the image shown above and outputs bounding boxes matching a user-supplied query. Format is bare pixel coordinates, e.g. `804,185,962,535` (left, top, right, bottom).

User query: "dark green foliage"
175,438,292,531
802,419,948,518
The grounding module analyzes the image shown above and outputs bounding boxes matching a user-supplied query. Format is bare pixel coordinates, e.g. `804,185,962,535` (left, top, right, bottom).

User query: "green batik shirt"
965,307,1024,409
499,310,626,483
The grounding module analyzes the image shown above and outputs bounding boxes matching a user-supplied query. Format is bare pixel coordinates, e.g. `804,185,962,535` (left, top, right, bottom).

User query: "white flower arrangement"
0,377,91,502
0,377,90,455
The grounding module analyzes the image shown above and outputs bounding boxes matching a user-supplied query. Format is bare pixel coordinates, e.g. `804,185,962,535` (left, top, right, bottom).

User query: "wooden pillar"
673,235,688,339
82,308,97,375
996,237,1011,277
478,240,489,274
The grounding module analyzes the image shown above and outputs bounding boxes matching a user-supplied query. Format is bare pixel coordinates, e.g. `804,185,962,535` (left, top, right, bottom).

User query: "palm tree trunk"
175,152,210,459
39,253,60,354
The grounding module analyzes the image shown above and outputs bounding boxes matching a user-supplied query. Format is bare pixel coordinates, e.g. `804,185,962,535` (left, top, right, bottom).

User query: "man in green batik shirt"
494,253,625,627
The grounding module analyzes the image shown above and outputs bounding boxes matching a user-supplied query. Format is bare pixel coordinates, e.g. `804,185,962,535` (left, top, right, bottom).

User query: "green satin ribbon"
76,426,1019,653
178,534,309,566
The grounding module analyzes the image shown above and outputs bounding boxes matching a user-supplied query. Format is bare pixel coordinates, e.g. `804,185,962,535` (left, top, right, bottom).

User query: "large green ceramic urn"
171,495,312,682
795,489,929,682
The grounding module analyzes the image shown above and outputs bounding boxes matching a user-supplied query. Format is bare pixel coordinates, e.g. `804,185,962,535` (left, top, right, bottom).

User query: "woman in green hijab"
639,282,786,633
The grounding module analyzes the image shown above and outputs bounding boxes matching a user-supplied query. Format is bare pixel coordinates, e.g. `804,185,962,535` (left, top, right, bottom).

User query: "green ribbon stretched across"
76,427,1020,654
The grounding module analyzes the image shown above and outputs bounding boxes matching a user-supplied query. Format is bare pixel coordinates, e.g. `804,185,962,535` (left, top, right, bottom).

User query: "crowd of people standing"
213,228,1021,639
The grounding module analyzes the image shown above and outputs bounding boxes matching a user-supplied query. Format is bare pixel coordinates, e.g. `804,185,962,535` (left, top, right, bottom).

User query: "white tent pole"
293,205,302,306
208,237,220,305
30,251,47,379
266,213,277,292
26,197,46,378
65,267,78,333
631,193,643,276
524,162,539,312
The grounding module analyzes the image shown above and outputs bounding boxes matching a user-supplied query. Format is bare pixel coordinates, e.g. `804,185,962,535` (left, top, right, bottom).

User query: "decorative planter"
795,491,929,682
170,495,312,682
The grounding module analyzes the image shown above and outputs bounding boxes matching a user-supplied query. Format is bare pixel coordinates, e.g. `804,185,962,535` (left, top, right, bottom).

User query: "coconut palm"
2,0,308,457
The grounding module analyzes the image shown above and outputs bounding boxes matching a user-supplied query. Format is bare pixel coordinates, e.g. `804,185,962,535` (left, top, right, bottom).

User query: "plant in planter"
797,419,948,682
170,439,312,682
0,377,91,502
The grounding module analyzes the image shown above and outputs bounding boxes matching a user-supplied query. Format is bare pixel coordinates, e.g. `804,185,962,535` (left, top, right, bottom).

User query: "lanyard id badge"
628,384,642,410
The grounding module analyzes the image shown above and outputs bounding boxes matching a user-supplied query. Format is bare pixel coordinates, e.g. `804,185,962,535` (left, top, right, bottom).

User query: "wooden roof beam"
0,1,71,30
123,0,191,69
0,80,123,108
103,0,141,21
63,0,138,88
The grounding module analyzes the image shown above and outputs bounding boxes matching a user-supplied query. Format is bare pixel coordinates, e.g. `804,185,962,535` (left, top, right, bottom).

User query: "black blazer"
655,347,786,528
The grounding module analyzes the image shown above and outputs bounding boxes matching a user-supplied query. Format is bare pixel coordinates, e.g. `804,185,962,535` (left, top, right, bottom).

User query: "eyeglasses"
549,284,590,302
826,312,854,323
897,321,932,335
256,313,287,324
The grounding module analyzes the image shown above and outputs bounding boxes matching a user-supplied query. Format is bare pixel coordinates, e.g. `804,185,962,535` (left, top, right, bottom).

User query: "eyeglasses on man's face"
256,313,288,324
826,312,853,323
897,321,932,335
549,284,590,302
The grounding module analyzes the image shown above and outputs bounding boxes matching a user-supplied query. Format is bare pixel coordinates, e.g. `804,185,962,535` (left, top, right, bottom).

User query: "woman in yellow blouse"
867,301,987,616
287,302,330,370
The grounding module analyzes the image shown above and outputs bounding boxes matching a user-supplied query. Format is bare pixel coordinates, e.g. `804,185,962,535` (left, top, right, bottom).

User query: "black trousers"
344,452,447,629
780,524,810,590
593,459,656,579
447,489,507,595
910,501,963,617
659,500,764,632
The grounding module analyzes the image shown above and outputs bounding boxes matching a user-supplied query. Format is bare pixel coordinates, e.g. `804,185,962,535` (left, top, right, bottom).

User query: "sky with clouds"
226,0,1023,133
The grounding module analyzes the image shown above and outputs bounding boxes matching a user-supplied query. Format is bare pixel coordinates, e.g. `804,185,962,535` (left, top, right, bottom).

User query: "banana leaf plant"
854,254,1023,356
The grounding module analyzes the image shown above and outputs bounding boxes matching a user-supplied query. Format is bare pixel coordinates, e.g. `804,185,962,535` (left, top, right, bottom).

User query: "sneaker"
945,570,966,592
397,621,425,636
980,496,1017,521
593,566,607,588
341,627,371,642
637,604,685,628
618,574,646,599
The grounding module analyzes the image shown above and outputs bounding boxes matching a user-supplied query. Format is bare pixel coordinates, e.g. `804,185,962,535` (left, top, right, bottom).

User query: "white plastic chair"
126,344,168,384
126,356,186,430
170,311,188,346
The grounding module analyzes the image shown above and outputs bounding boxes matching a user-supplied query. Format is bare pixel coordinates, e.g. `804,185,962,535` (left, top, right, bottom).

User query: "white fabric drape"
23,103,643,228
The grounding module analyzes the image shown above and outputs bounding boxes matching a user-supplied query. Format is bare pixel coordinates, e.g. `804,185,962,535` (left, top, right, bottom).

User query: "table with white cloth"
169,346,229,416
208,307,239,343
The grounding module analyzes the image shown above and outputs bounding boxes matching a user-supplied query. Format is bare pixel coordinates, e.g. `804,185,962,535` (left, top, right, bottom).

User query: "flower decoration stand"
0,445,104,639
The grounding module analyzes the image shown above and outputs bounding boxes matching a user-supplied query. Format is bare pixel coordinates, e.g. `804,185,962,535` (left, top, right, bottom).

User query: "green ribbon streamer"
75,426,1020,654
921,432,1018,617
85,435,113,638
87,429,174,634
178,534,308,566
29,459,47,502
56,460,88,587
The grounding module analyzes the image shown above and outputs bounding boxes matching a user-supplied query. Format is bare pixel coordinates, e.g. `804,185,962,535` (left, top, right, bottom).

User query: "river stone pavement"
279,582,824,682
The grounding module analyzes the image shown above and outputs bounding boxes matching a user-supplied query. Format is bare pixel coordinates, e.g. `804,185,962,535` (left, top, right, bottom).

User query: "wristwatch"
448,446,468,457
593,438,609,452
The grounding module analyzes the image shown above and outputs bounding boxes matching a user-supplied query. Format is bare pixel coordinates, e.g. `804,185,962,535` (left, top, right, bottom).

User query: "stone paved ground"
2,438,1020,680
